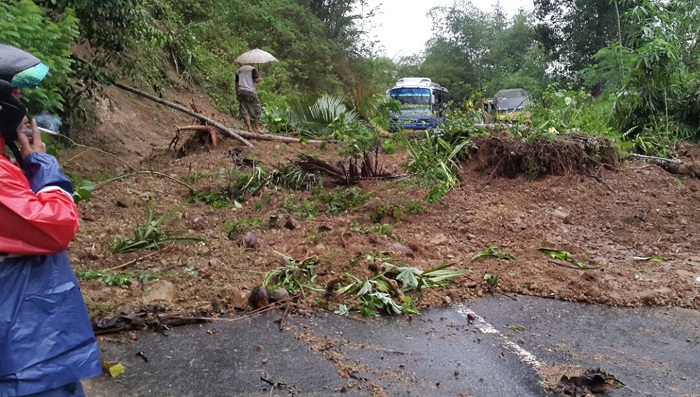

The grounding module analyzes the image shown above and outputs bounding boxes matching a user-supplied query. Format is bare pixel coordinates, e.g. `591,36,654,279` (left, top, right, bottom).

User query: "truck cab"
493,88,530,123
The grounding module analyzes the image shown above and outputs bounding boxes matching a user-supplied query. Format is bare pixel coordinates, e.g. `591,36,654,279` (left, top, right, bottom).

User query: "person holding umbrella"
234,49,278,134
235,62,262,133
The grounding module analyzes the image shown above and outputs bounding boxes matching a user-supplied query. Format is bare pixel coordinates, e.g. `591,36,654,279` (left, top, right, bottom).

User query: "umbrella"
235,48,278,64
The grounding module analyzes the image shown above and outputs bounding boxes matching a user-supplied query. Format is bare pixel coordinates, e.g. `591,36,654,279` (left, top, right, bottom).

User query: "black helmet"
0,43,48,87
0,43,49,141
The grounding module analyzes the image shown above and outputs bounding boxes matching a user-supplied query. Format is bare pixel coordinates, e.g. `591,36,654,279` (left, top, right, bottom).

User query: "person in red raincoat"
0,44,102,397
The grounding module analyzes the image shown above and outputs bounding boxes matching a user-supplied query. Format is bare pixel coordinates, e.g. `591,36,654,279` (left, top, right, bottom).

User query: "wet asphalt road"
83,295,700,397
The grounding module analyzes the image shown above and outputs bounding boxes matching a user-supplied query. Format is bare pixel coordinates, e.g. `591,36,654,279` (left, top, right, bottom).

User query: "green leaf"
334,304,349,316
537,247,575,261
484,273,499,286
472,245,516,261
396,267,421,290
357,280,373,296
401,296,420,315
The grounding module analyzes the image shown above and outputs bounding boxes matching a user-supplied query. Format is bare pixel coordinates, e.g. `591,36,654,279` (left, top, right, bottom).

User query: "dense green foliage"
0,0,78,113
534,0,632,78
585,0,700,139
395,2,548,100
2,0,699,155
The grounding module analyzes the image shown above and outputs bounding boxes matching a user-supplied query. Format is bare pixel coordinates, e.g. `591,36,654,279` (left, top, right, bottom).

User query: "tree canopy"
1,0,699,141
410,1,548,101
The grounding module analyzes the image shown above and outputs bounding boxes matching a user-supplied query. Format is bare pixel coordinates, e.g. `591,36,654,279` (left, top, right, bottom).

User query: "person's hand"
16,118,46,158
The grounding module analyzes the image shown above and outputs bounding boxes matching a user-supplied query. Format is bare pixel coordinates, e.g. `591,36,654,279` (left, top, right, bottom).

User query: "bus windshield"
389,87,431,106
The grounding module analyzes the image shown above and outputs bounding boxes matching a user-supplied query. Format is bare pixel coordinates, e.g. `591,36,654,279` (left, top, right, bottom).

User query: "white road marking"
455,303,544,369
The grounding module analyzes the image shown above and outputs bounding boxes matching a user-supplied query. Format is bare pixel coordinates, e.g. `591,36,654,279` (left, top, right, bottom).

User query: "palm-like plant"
289,95,359,138
111,202,204,253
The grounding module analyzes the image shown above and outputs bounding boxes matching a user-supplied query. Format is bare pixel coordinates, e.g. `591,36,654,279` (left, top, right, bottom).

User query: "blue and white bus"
387,77,449,131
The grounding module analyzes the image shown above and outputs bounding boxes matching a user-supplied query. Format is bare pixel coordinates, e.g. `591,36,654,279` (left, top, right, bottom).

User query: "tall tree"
34,0,159,66
420,0,545,101
301,0,378,57
587,0,700,138
533,0,632,79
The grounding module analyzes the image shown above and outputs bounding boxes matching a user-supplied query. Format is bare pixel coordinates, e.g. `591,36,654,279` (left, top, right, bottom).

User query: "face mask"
0,80,26,141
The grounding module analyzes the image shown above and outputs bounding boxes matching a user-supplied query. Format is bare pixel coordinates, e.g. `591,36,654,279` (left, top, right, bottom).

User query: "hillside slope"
59,82,700,329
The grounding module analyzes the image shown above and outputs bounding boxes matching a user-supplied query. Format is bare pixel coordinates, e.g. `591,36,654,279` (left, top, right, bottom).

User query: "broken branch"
112,81,254,148
94,171,195,193
107,247,171,272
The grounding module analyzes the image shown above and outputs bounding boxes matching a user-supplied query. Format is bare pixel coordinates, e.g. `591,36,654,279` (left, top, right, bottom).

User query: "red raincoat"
0,139,102,396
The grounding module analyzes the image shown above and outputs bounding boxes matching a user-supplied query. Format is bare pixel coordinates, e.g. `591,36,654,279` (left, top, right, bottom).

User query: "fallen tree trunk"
114,82,326,146
113,81,254,148
235,131,325,144
628,153,700,178
473,123,530,131
627,153,681,165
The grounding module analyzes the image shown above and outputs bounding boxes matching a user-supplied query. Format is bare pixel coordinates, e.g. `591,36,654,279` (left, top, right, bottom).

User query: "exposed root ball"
471,133,619,179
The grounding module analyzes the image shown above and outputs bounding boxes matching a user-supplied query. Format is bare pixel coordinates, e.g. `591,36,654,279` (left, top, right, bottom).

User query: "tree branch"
94,171,195,193
112,81,255,148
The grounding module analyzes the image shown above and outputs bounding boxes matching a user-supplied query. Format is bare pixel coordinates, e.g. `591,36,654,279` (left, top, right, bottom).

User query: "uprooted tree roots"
471,134,620,179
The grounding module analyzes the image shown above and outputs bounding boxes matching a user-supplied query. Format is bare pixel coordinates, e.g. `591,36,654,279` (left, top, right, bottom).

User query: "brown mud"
57,84,700,331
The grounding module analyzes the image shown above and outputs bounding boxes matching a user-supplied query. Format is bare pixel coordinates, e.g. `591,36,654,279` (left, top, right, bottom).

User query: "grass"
314,187,370,214
225,216,266,238
282,196,321,219
75,269,164,286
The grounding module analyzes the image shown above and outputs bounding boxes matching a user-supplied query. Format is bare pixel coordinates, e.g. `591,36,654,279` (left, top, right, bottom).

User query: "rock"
115,197,135,208
242,231,257,249
550,209,570,221
144,280,175,303
284,217,300,230
369,236,415,257
83,246,101,260
211,297,224,313
390,242,415,257
442,295,452,305
190,217,207,231
248,286,269,309
269,288,290,303
429,234,449,246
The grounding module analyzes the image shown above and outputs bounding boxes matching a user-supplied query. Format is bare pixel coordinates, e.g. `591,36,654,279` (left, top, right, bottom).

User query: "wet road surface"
84,295,700,396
